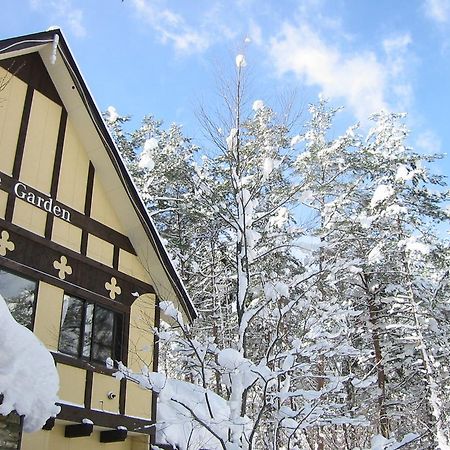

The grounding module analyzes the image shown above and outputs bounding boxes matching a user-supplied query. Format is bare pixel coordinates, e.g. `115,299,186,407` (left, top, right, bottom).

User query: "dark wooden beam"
64,423,93,438
57,403,155,436
42,417,55,431
99,429,127,443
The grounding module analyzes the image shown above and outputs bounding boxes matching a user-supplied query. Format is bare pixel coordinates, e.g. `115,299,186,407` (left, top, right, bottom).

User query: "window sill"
52,351,117,376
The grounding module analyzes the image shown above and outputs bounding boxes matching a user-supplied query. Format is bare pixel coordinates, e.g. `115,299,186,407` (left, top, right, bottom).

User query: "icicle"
50,33,59,65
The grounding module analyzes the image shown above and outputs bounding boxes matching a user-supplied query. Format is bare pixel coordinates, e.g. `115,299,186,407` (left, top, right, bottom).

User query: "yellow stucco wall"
86,234,114,267
118,250,152,285
125,382,152,420
90,175,125,233
91,373,120,414
19,90,61,194
34,281,64,351
128,294,156,373
57,119,89,213
0,69,27,176
0,190,7,219
57,364,86,407
52,218,82,253
12,198,47,236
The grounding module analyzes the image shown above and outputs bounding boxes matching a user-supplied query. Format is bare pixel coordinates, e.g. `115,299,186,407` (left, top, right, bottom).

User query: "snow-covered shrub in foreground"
114,363,252,449
0,294,60,432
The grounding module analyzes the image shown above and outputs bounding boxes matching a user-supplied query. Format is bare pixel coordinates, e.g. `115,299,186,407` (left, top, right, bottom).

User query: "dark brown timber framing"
0,172,136,255
0,218,155,308
4,84,33,223
81,162,95,255
45,108,68,239
0,52,62,106
0,29,196,321
58,404,154,436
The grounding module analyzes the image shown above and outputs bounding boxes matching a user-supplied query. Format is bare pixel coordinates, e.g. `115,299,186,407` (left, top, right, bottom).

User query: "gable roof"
0,29,197,321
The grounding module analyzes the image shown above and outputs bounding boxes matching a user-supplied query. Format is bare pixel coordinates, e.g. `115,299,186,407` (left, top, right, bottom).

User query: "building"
0,29,196,450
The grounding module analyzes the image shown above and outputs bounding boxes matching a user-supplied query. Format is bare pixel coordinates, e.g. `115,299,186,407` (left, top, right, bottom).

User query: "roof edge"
0,29,197,321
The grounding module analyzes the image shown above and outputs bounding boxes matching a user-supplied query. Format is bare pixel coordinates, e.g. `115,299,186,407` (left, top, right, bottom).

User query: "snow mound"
0,294,60,432
157,378,232,450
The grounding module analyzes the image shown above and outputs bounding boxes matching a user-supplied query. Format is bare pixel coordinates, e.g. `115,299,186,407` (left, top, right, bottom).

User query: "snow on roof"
0,294,60,432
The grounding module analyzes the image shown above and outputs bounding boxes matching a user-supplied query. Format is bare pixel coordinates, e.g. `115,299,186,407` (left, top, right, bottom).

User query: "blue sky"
1,0,450,175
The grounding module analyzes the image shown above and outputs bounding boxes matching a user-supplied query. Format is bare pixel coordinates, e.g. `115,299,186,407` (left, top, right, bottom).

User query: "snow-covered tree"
108,69,449,449
295,102,450,448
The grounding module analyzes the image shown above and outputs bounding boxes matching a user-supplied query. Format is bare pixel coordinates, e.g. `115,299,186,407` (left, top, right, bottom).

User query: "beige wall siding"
20,90,61,194
34,281,64,351
125,382,152,420
52,218,82,253
0,54,165,450
118,250,152,284
57,119,89,213
57,364,86,407
0,190,7,219
86,234,114,267
91,373,120,414
21,423,150,450
12,199,47,236
128,294,155,372
0,69,27,176
90,175,124,233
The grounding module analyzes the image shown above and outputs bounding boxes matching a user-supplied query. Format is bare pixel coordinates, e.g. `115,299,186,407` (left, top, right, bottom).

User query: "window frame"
0,266,38,330
58,294,124,365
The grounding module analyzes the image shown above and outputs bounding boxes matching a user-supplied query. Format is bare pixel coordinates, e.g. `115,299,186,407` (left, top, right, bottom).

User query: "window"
0,268,36,329
59,295,123,364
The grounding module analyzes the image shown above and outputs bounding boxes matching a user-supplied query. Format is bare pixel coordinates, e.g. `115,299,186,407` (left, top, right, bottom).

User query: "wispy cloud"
269,24,387,121
29,0,86,38
424,0,450,24
131,0,211,54
382,33,414,111
416,130,442,153
268,19,413,122
130,0,269,55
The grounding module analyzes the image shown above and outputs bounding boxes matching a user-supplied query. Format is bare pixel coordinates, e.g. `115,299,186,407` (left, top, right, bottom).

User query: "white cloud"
424,0,450,24
269,23,388,121
383,34,412,76
131,0,210,54
416,130,442,153
247,19,263,46
130,0,269,55
382,33,414,110
28,0,86,37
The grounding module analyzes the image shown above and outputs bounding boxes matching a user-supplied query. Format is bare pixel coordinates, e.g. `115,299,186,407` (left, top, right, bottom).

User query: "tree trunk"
366,292,389,438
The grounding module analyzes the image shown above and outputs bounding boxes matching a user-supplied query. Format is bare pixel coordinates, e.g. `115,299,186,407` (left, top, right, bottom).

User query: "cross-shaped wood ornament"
53,255,73,280
105,277,121,300
0,230,15,256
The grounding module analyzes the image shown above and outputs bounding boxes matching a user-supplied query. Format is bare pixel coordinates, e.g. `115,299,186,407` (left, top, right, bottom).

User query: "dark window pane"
0,269,36,328
59,296,83,356
113,313,123,361
91,306,114,363
58,293,123,365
